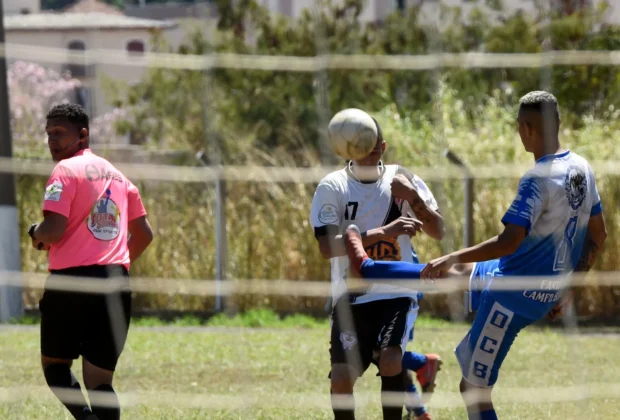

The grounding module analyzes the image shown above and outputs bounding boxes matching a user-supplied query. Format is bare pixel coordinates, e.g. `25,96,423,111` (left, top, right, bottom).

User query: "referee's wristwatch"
28,224,38,240
28,224,43,250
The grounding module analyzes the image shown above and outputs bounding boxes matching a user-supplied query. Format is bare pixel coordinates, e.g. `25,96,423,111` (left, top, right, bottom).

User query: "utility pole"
0,2,24,322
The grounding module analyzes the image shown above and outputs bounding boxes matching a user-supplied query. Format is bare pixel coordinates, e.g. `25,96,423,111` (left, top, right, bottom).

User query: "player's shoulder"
317,166,348,188
391,164,428,185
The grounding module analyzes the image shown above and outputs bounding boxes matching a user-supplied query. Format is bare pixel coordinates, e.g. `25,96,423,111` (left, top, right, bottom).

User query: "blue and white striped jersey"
488,150,602,320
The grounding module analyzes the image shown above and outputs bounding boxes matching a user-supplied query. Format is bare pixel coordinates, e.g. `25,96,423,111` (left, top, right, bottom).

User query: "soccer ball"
327,108,378,161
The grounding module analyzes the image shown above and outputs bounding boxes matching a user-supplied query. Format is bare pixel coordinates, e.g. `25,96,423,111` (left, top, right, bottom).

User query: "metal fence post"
444,149,475,248
0,2,24,323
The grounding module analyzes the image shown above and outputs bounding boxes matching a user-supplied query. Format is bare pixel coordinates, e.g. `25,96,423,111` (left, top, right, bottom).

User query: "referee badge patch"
44,180,63,202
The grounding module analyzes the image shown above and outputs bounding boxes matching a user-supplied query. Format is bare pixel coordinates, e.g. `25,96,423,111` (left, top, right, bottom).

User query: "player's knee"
83,359,114,390
378,347,403,377
330,365,356,394
460,378,493,408
41,355,72,370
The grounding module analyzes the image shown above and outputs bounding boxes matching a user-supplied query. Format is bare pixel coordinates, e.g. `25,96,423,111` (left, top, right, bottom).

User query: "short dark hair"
518,91,560,120
46,103,89,132
371,117,383,142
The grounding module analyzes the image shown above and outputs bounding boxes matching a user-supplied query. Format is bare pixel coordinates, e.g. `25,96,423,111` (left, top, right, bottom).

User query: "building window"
127,40,145,55
66,40,87,77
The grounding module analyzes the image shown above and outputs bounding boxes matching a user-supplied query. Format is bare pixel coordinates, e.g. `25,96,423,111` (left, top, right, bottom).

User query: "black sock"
89,384,120,420
381,373,405,420
43,364,91,420
331,389,355,420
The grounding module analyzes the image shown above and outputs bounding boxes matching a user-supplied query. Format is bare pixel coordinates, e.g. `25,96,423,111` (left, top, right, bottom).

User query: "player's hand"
421,254,458,279
31,238,49,251
547,291,573,321
390,174,417,202
382,216,423,238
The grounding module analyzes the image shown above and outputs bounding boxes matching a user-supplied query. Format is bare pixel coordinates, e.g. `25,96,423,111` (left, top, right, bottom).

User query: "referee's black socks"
43,364,92,420
89,383,121,420
381,372,406,420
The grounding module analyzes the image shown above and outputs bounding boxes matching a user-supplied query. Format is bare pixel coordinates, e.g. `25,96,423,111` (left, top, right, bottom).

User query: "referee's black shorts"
39,264,132,372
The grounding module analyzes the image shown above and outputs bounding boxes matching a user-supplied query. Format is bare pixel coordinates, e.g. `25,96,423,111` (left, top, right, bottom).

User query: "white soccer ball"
327,108,378,161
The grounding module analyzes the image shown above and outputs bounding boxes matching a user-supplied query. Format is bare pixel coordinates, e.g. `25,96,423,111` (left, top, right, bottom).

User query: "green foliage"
105,0,620,166
17,94,620,318
18,1,620,318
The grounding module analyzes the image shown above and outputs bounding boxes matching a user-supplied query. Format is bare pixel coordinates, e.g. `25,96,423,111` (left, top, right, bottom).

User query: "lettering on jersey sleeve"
44,180,63,202
86,189,120,240
318,204,339,225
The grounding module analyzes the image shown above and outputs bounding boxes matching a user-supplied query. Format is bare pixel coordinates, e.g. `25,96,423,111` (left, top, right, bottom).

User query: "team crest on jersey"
565,165,587,210
340,331,358,351
318,204,339,224
87,189,120,240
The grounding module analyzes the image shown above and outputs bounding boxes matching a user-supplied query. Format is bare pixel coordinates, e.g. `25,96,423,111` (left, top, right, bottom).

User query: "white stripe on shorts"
467,301,514,387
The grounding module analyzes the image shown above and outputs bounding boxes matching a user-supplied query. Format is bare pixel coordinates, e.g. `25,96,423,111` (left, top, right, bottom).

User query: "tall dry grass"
18,89,620,318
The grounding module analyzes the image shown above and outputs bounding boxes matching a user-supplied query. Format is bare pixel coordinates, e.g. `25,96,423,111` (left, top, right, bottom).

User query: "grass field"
1,313,620,420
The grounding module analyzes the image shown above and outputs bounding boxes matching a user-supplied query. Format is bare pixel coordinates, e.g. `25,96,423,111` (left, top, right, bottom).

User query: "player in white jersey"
310,117,444,420
343,92,608,420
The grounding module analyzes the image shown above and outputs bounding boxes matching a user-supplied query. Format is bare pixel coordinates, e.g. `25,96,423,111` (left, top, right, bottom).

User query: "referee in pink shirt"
28,104,153,420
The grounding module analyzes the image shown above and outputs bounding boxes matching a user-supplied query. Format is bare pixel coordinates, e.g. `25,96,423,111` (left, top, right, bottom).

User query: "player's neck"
533,139,562,162
350,161,382,182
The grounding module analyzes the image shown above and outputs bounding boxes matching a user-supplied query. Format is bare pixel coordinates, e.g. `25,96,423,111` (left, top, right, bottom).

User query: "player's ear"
381,141,386,153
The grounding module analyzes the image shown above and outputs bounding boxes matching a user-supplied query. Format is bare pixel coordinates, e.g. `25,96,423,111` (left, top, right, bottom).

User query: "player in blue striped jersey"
343,91,607,420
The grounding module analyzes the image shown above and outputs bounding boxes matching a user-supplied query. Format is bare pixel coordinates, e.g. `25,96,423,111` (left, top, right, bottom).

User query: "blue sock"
402,351,427,371
360,259,425,279
474,409,498,420
405,381,426,416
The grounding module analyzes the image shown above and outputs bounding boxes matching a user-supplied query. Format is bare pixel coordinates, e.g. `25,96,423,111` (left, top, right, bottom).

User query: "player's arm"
422,172,544,278
310,181,421,259
446,224,525,264
575,213,607,273
30,164,76,247
317,226,413,259
127,181,153,262
128,216,153,262
393,168,444,240
32,211,68,244
421,224,526,278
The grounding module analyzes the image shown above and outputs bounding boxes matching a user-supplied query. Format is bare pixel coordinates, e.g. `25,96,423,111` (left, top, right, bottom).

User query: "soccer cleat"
344,225,368,277
416,413,433,420
415,353,442,398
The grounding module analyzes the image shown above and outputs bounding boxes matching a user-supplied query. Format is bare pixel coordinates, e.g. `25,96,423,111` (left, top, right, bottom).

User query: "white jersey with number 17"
310,162,438,306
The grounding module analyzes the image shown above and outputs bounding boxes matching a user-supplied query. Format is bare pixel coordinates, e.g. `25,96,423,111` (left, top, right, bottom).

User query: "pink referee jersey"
42,149,146,271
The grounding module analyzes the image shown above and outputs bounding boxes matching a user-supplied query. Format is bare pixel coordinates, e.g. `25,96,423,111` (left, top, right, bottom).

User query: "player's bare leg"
460,378,496,420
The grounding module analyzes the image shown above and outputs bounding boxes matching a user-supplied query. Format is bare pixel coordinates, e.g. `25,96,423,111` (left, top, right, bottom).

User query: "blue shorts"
465,259,499,313
455,290,534,387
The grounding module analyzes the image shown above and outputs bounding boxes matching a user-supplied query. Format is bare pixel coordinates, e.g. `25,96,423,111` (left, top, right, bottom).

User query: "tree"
8,61,124,156
104,0,620,165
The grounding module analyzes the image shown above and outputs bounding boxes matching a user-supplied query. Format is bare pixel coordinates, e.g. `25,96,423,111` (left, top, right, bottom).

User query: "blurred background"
4,0,620,321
